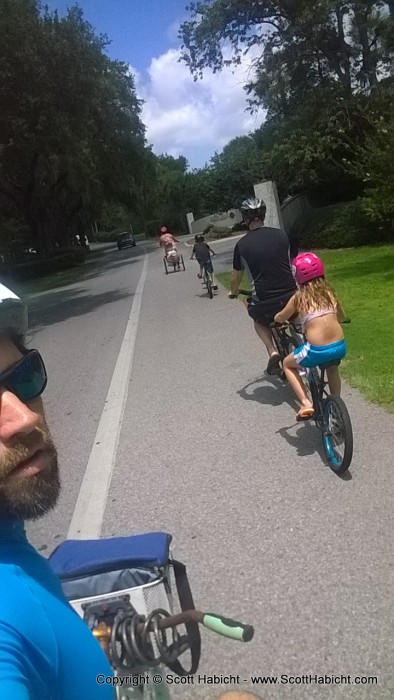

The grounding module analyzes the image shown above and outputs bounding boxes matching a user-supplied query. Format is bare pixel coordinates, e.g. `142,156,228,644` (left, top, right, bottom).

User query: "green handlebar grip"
202,614,254,642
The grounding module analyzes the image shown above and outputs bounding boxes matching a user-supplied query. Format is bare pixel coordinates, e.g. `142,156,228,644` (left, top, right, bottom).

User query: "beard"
0,425,60,520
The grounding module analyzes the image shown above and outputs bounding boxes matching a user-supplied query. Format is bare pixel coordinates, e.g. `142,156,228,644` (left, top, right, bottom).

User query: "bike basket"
48,531,201,676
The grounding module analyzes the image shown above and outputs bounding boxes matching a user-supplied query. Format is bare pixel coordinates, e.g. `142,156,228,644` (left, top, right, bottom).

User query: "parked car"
116,232,136,250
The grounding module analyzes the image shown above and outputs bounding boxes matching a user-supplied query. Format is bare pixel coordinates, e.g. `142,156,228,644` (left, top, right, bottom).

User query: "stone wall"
190,208,243,236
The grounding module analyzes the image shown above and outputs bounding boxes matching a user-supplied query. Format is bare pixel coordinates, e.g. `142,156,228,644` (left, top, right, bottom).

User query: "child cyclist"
274,252,346,421
191,234,218,289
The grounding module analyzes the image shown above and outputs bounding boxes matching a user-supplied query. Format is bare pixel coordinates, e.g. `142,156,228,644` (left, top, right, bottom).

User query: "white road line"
67,253,149,540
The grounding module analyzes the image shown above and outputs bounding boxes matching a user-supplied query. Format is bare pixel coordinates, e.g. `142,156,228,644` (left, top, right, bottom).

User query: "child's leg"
326,365,341,396
283,354,313,410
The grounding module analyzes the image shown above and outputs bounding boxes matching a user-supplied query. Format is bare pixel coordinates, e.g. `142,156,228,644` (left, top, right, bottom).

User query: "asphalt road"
25,237,393,699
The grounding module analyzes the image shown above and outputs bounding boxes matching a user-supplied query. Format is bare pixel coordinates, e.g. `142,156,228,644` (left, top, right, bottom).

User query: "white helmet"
240,197,267,223
0,283,28,343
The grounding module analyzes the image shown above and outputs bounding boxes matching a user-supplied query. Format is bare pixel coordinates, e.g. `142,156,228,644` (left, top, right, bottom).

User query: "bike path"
101,243,393,699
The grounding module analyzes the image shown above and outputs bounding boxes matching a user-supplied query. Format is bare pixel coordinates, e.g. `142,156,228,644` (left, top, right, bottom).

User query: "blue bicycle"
270,321,353,474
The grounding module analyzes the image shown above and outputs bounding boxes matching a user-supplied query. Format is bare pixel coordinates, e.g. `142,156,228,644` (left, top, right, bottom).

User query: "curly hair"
294,277,340,314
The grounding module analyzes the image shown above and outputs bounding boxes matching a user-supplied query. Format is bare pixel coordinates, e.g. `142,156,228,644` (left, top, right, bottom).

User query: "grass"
217,245,394,411
5,254,103,296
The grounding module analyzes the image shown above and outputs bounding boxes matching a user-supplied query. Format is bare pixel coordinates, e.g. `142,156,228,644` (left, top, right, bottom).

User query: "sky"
44,0,265,168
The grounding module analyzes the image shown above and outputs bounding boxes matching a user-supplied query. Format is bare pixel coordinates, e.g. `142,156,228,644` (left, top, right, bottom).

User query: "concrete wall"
281,193,311,234
190,208,243,236
254,180,284,229
186,185,310,237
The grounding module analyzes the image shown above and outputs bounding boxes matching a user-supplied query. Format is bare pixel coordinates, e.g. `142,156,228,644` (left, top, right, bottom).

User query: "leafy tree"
0,1,146,252
207,136,264,210
180,1,392,116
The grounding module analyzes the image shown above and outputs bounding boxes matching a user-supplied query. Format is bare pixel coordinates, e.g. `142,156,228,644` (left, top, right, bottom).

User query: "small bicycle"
49,532,253,699
164,251,185,275
201,263,214,299
270,321,353,474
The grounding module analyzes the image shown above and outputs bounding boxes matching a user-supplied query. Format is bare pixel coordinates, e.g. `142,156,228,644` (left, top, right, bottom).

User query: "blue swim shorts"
294,339,346,368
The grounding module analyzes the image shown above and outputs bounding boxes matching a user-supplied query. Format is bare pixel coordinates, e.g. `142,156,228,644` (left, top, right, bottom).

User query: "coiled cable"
109,608,183,673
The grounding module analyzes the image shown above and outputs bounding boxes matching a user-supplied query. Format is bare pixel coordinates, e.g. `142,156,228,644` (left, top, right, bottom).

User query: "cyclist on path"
228,198,298,374
159,226,179,254
274,253,346,420
191,233,218,289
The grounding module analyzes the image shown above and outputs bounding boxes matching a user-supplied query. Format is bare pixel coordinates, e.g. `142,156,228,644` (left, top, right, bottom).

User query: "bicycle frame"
306,365,331,428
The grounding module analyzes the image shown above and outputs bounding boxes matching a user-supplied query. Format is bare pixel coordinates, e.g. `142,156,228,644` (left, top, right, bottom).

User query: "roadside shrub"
9,247,86,279
206,226,232,240
94,230,117,242
295,200,393,249
231,221,248,232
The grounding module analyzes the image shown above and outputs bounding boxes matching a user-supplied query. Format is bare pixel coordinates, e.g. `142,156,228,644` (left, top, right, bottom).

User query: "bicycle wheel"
207,278,213,299
321,396,353,474
163,259,168,275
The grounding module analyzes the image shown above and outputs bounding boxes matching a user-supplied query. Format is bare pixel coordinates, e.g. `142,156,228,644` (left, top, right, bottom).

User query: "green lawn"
217,245,394,411
7,260,96,296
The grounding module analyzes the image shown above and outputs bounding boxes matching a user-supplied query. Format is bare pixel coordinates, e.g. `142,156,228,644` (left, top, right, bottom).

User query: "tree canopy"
0,0,146,251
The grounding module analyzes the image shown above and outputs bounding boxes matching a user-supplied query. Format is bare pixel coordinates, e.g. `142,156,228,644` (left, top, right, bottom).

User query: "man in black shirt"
228,198,297,374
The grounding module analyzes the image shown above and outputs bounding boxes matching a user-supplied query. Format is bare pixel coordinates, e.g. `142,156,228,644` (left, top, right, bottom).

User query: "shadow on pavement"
27,288,133,335
237,374,298,410
276,423,353,479
276,423,325,459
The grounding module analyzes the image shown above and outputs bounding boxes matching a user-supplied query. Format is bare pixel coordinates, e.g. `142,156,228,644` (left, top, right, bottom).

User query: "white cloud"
132,47,266,168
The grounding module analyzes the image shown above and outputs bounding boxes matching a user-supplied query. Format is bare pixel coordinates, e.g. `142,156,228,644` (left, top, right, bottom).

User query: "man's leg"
326,365,341,396
253,321,277,356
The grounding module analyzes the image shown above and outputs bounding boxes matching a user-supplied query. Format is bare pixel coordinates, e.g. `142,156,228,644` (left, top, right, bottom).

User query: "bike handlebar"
136,609,254,643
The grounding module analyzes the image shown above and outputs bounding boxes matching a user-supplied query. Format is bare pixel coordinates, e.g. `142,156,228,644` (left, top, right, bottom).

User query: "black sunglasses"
0,349,47,402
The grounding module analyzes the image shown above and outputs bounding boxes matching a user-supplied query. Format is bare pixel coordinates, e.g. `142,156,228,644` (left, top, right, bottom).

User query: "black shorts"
197,259,213,274
247,294,294,327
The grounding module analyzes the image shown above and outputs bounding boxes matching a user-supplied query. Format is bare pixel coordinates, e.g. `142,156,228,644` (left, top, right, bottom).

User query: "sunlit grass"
218,245,394,411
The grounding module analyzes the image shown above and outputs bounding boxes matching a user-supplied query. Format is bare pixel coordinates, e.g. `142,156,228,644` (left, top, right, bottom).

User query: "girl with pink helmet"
274,253,347,421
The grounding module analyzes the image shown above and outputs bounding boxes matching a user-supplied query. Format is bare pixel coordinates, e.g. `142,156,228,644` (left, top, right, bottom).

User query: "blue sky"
45,1,265,167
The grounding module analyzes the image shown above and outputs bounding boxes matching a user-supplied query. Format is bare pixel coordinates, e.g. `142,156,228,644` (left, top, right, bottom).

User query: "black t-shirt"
233,227,297,305
193,242,211,262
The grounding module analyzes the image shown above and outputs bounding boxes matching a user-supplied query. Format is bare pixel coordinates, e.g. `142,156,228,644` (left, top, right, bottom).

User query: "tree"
180,1,392,116
206,136,264,210
0,1,146,252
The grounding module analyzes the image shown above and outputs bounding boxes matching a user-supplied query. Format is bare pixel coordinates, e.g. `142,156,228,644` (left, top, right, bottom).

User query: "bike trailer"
48,531,201,676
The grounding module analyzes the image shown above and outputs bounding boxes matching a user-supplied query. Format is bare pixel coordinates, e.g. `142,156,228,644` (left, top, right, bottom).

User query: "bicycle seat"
319,360,341,370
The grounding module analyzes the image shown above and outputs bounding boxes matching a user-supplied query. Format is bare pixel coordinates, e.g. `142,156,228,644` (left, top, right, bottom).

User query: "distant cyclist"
159,226,179,255
0,284,113,698
191,234,218,289
228,197,297,374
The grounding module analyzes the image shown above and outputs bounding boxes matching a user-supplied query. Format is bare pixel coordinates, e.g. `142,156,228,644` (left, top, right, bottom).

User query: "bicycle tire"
207,280,213,299
322,395,353,474
164,259,168,275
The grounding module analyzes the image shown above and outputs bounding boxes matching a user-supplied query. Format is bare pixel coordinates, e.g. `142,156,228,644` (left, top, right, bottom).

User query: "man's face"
0,337,59,520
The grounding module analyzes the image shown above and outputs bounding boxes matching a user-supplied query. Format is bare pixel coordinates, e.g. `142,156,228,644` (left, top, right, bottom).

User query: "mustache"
1,427,56,476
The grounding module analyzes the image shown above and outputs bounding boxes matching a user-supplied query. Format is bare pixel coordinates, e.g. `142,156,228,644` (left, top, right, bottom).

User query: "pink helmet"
292,253,325,285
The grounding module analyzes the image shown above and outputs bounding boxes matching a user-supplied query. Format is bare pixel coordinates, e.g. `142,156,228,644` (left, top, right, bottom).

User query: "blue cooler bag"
49,531,201,677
